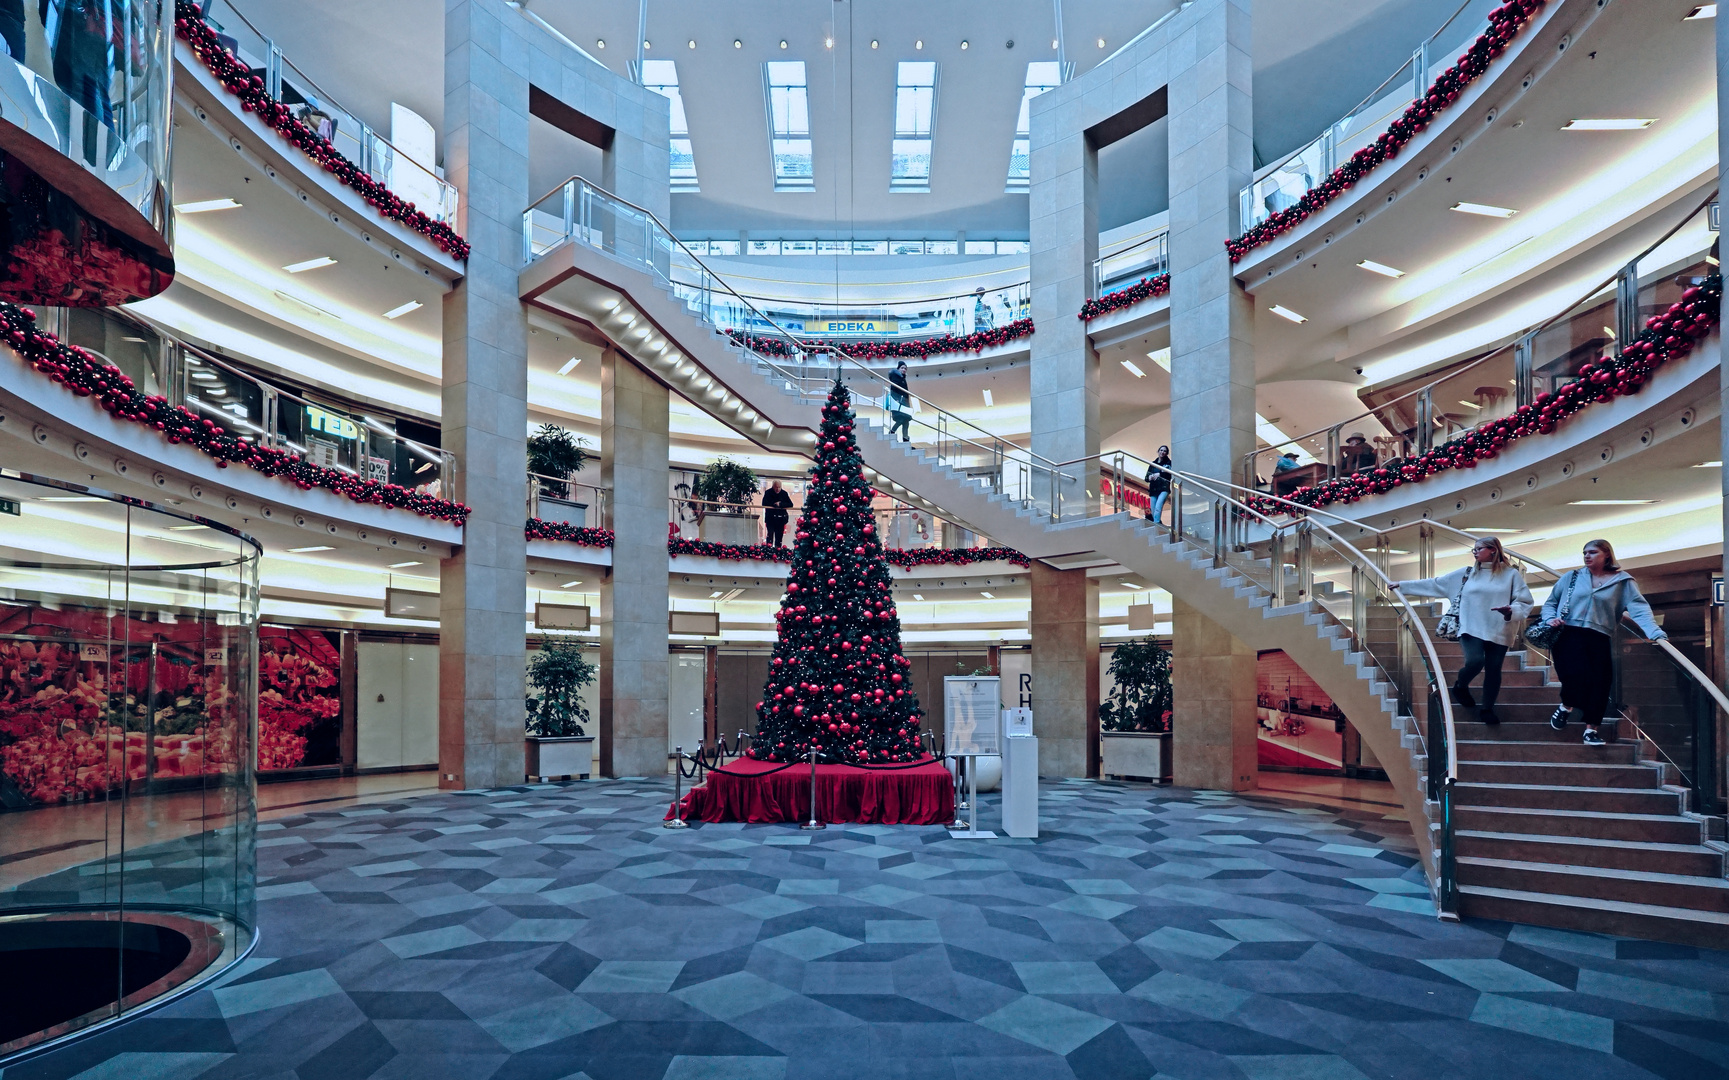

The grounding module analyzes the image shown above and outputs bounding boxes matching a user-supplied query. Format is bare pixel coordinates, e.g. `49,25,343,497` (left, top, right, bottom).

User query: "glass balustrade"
1094,231,1170,296
191,0,459,227
0,472,260,1058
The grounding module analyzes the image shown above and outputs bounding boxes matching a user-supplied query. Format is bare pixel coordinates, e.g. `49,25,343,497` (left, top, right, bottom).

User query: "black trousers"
1456,634,1508,708
766,517,787,546
1553,625,1614,726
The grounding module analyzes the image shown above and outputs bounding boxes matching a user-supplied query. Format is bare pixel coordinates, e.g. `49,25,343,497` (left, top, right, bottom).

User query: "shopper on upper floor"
1540,538,1665,747
762,480,795,547
1144,447,1172,527
1339,433,1376,474
1392,536,1533,726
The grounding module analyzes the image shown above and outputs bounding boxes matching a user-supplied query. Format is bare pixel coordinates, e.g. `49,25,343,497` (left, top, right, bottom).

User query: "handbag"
1523,569,1573,651
1435,567,1471,641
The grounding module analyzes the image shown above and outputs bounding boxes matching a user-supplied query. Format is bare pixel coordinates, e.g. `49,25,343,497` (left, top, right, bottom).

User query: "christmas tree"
751,381,926,764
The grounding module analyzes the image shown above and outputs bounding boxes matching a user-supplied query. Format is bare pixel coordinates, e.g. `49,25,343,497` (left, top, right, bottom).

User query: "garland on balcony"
1226,1,1543,264
725,319,1034,362
1079,275,1170,322
173,1,471,261
526,523,1030,568
0,303,472,524
1248,277,1722,515
526,520,615,547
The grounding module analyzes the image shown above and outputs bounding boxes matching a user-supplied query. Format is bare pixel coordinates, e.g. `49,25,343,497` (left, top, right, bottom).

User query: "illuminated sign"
306,405,359,439
0,498,17,516
800,319,898,335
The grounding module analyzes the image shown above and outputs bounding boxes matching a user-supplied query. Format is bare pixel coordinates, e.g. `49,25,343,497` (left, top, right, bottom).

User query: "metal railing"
530,473,606,526
1239,0,1490,230
192,0,459,226
718,282,1032,344
1243,191,1719,491
32,304,456,499
1094,229,1170,296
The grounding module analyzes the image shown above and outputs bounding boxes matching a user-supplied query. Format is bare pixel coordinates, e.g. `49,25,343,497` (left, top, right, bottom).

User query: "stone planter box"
1101,731,1170,782
525,735,594,781
700,512,760,546
537,496,588,527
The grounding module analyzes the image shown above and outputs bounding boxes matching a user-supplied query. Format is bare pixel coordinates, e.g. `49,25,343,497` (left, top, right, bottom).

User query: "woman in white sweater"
1392,536,1534,725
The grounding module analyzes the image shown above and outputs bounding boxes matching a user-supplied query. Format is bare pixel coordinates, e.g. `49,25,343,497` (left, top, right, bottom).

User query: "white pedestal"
1001,734,1038,838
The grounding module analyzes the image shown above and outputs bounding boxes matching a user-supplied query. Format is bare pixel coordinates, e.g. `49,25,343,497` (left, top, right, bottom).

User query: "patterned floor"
6,777,1728,1080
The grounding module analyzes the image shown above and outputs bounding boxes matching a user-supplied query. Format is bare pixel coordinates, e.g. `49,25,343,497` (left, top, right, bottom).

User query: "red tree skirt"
668,756,956,825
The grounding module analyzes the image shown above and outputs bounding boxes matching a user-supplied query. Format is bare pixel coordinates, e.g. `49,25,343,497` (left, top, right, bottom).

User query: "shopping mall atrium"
2,0,1728,1076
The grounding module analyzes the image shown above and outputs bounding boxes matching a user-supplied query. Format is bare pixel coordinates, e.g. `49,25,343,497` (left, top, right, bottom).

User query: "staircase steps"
1455,830,1726,876
1459,885,1729,948
1454,781,1687,815
1456,760,1665,788
1453,804,1707,844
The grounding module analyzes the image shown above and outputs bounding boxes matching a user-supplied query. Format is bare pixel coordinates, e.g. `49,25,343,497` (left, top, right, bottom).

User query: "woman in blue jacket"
1540,538,1666,746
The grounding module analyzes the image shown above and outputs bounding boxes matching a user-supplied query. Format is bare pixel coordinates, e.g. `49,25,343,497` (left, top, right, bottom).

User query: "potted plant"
524,638,597,780
527,424,592,526
1099,637,1173,782
693,457,761,545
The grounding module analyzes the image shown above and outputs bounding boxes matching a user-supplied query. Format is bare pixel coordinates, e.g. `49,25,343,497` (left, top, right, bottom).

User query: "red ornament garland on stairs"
1,301,472,524
1226,1,1544,264
173,1,470,261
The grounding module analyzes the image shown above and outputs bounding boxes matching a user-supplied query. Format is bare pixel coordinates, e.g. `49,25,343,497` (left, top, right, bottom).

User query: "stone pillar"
438,0,533,790
600,347,670,777
1719,0,1728,762
1170,598,1258,791
1030,563,1099,777
1166,0,1259,787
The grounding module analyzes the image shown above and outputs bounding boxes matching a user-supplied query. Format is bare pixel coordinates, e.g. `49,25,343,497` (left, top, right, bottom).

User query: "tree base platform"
668,756,955,825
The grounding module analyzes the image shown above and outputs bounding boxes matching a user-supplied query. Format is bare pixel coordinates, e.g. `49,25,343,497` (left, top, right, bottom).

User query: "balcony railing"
720,283,1031,344
1239,0,1488,231
1244,192,1718,492
34,304,456,500
1094,230,1170,296
191,0,459,227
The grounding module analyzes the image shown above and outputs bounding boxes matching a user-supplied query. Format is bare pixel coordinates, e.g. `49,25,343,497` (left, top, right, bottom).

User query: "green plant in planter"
527,424,591,497
526,638,596,737
1099,637,1173,733
692,458,760,510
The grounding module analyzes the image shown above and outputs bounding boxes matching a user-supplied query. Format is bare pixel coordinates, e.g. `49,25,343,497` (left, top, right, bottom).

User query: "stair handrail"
1238,188,1719,489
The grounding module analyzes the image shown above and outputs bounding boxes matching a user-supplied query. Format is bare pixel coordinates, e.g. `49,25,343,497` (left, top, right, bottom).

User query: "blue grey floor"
7,778,1728,1080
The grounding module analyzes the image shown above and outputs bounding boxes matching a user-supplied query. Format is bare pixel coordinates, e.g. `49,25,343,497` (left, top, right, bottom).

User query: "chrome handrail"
1242,189,1719,487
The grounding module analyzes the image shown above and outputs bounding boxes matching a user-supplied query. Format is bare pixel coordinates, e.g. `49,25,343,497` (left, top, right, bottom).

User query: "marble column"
1170,598,1258,791
600,347,670,777
1030,563,1099,777
438,0,532,790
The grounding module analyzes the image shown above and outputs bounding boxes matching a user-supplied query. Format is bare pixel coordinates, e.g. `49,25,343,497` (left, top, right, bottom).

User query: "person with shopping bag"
1391,536,1532,725
1534,538,1665,747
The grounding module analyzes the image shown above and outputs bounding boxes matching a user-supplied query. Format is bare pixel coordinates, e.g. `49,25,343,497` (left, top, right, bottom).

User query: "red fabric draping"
669,756,956,825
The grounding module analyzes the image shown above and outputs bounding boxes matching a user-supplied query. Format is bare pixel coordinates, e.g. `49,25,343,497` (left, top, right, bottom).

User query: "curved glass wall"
0,472,259,1062
0,0,174,305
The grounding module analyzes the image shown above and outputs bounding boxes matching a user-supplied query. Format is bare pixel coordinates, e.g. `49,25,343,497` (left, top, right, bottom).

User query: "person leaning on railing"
1540,538,1666,748
1391,536,1532,726
762,479,795,547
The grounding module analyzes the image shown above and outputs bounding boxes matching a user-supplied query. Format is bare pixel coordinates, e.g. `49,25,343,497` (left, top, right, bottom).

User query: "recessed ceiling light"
557,357,582,375
1051,38,1059,48
688,39,696,49
980,591,994,599
913,593,925,601
1568,499,1658,505
1692,461,1722,467
1461,528,1522,533
382,300,423,319
1451,202,1518,218
982,388,994,406
1357,259,1405,278
1121,359,1146,378
870,39,878,49
175,198,241,213
286,545,335,553
733,39,742,48
283,256,337,273
1684,4,1716,19
642,39,651,50
1096,37,1106,47
1269,304,1308,324
560,580,582,588
710,590,725,598
1457,399,1482,410
824,37,833,48
1562,118,1656,131
915,39,923,49
168,524,210,531
36,496,103,502
960,40,969,49
389,560,422,568
596,39,605,49
779,39,788,49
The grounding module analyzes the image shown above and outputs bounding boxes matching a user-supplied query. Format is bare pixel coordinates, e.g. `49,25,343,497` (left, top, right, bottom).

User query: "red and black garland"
0,302,472,524
1248,277,1722,515
526,520,615,547
1226,1,1543,264
726,318,1033,363
528,523,1030,568
1079,275,1170,322
174,1,471,262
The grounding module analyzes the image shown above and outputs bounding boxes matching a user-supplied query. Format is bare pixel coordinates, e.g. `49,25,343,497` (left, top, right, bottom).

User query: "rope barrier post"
800,746,826,830
664,746,689,830
949,753,969,831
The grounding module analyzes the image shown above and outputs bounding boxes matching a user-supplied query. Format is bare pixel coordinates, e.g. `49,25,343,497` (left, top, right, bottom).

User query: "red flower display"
1247,277,1722,515
0,301,472,525
1227,1,1544,263
1079,275,1170,322
173,1,470,261
257,635,340,772
726,319,1034,363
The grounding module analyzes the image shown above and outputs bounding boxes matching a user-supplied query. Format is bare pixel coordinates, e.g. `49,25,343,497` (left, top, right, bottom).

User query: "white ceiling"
248,0,1494,237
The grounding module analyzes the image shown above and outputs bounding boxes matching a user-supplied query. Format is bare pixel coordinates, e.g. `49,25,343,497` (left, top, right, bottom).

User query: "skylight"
640,59,699,192
1006,62,1063,192
764,61,813,190
891,61,937,192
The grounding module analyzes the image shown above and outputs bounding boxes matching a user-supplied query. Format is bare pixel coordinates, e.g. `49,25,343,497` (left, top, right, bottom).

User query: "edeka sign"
800,319,898,335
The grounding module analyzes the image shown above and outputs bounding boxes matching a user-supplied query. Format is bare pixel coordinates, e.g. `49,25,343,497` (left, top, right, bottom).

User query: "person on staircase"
1144,447,1172,526
1391,536,1532,725
1540,538,1665,747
